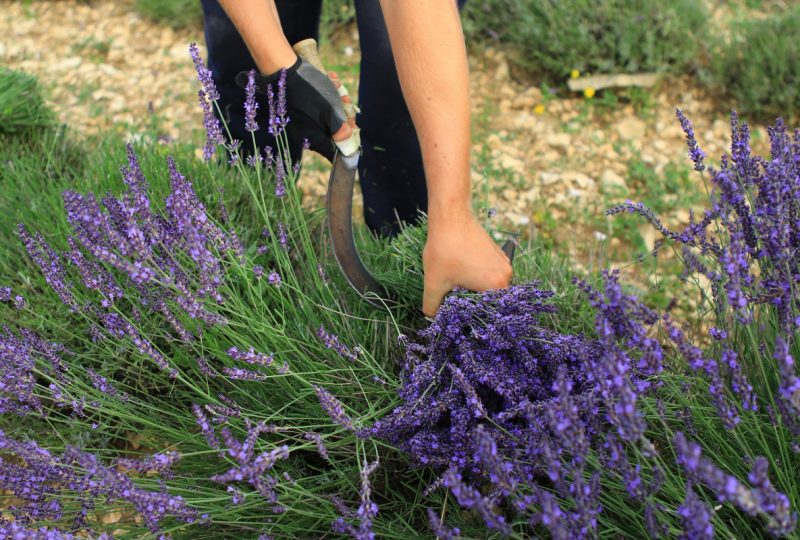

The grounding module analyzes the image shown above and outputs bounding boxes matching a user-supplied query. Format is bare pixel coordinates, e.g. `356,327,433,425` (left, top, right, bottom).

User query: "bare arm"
217,0,296,73
379,1,512,315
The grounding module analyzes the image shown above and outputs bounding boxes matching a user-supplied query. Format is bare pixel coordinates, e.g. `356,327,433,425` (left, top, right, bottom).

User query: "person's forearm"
217,0,296,73
378,0,472,228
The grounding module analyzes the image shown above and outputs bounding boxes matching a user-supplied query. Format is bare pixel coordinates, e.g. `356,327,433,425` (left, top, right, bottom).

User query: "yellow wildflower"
533,103,545,115
583,87,596,99
570,69,580,79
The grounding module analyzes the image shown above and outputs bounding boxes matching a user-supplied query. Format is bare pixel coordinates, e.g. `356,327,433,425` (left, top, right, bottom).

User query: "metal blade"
326,151,391,305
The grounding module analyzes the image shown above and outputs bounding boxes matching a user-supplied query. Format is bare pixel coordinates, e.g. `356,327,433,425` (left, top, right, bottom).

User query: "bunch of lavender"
361,281,623,537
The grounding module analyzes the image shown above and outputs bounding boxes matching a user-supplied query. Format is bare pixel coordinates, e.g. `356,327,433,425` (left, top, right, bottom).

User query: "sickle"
326,150,516,306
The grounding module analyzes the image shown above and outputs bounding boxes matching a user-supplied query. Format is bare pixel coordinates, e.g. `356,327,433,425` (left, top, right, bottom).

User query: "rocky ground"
1,0,773,281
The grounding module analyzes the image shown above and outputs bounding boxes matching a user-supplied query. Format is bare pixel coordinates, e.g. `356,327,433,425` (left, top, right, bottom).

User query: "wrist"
427,203,473,232
253,45,297,75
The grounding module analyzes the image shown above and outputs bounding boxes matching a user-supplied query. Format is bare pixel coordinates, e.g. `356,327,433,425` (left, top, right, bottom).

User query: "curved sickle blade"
327,151,391,305
501,238,516,263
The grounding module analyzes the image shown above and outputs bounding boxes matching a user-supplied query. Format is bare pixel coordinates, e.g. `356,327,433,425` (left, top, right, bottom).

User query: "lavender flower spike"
189,42,219,101
244,69,259,132
314,385,356,431
676,108,706,172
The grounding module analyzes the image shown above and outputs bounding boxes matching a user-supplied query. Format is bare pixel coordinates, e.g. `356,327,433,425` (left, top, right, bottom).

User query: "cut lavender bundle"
364,281,645,537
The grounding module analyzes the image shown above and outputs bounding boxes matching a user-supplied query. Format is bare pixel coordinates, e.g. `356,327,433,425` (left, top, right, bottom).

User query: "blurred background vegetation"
133,0,800,123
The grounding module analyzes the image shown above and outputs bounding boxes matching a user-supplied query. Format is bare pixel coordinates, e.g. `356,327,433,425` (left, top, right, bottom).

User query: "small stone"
498,154,525,176
343,45,354,57
524,186,540,201
600,169,628,192
511,95,536,109
545,132,571,149
494,59,510,81
513,112,539,131
98,63,118,76
540,171,560,186
486,133,503,150
615,116,647,140
522,86,542,100
638,224,657,252
594,231,608,241
567,187,584,199
54,56,82,70
673,209,691,223
101,511,123,525
565,171,595,190
502,188,517,201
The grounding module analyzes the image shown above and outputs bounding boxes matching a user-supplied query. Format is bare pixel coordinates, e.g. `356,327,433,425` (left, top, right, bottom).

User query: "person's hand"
422,213,513,317
236,56,352,161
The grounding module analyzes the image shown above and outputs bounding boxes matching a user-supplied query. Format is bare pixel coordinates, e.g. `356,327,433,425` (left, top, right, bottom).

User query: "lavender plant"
0,48,407,538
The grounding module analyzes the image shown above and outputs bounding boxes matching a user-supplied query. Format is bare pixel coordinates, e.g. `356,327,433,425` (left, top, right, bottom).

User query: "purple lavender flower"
427,508,461,539
192,403,220,449
674,432,796,533
198,89,225,160
315,385,355,431
277,221,288,250
189,42,219,101
443,467,510,535
275,156,287,198
18,223,77,311
678,483,715,540
268,270,281,286
676,108,706,172
228,485,245,505
244,69,259,132
0,522,81,539
86,368,130,402
116,451,180,477
317,325,359,362
0,286,11,302
253,264,265,280
303,431,329,460
223,366,268,381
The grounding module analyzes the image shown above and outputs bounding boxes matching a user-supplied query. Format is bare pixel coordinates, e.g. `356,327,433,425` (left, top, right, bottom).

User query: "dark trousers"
200,0,466,237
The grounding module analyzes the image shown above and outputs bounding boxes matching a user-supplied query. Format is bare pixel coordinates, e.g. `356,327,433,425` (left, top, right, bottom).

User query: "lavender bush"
0,54,406,538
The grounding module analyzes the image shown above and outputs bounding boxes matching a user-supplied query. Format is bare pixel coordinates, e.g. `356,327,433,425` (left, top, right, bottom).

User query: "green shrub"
134,0,203,29
708,8,800,122
0,68,54,134
462,0,708,81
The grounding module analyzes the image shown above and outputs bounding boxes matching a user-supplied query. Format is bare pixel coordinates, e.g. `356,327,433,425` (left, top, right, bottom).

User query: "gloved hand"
235,56,348,162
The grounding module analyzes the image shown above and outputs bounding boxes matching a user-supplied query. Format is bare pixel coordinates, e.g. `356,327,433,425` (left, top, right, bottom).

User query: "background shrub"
707,7,800,122
134,0,203,29
0,67,53,134
461,0,708,81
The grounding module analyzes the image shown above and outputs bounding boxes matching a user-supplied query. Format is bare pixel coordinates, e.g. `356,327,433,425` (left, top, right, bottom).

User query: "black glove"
236,56,347,162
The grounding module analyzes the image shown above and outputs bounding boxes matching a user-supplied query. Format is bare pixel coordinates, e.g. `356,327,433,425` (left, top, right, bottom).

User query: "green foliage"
320,0,356,41
707,8,800,122
461,0,708,81
134,0,203,29
0,68,54,134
